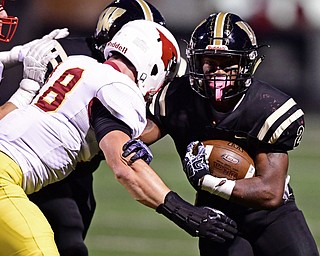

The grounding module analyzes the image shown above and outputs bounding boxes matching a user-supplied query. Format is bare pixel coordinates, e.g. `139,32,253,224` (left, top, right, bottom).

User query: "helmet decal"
96,7,126,34
157,29,178,72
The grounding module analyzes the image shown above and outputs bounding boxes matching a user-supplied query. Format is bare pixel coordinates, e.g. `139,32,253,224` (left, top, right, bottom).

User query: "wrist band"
201,175,236,200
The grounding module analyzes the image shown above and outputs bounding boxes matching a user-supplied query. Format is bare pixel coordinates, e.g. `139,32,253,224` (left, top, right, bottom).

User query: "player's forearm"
126,159,170,208
99,131,170,208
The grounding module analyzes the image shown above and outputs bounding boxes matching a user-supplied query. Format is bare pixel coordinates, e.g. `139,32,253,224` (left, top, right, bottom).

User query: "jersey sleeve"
237,81,306,152
96,80,147,139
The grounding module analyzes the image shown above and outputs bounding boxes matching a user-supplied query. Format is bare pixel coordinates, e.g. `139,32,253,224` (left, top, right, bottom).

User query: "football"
202,140,255,180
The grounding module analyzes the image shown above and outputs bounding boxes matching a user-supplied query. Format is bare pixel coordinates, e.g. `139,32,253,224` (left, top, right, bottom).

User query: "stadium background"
2,1,319,254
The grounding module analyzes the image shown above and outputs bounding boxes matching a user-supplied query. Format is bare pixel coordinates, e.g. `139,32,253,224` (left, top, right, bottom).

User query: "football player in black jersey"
125,12,319,256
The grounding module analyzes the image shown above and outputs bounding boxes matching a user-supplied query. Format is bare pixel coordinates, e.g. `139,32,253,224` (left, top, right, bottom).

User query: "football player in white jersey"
0,20,237,256
0,1,185,255
0,0,68,119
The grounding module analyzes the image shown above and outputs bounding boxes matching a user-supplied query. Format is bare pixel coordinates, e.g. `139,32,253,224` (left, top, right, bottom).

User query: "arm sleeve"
90,98,132,142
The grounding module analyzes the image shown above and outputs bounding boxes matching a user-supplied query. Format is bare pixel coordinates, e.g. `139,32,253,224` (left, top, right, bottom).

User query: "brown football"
202,140,255,180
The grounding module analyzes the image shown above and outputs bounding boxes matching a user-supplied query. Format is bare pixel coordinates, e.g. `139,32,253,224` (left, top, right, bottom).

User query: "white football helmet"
104,19,180,101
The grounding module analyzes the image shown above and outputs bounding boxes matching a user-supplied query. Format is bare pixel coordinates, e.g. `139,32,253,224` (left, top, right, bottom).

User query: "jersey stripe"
49,42,68,69
257,98,298,141
268,109,304,144
148,84,168,116
158,84,169,116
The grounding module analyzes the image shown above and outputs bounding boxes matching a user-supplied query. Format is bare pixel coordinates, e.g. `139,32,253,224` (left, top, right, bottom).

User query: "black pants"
199,200,319,256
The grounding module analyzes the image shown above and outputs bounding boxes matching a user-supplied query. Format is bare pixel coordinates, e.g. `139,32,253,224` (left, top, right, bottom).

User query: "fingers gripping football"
122,139,153,165
183,141,210,189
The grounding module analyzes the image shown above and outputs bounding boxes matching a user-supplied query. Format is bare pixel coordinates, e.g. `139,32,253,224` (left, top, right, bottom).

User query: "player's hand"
157,191,237,243
23,39,59,85
0,28,69,66
183,141,210,190
18,28,69,62
122,139,153,165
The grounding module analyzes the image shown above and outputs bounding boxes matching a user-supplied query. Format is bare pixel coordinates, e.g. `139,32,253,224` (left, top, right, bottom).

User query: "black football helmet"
91,0,166,59
0,0,18,42
187,12,264,102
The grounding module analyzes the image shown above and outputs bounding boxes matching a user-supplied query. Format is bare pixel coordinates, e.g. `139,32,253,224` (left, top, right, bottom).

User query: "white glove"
0,28,69,67
8,79,40,108
23,39,59,85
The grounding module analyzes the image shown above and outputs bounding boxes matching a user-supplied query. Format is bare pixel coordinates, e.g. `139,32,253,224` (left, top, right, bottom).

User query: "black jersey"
148,75,306,220
149,75,305,160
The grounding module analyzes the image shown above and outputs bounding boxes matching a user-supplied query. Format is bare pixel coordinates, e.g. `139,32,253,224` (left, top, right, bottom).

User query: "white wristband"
8,79,40,108
201,174,236,200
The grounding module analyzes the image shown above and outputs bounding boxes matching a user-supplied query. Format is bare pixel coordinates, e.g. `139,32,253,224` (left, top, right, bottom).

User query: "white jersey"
0,55,146,194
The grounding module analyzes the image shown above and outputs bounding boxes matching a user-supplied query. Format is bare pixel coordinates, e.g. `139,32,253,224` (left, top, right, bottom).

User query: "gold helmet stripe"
236,21,257,46
213,12,228,46
136,0,153,21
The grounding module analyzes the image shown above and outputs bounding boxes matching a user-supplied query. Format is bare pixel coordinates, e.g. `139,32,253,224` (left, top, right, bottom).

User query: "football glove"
156,191,237,243
0,28,69,67
183,141,210,190
122,139,153,165
23,38,59,85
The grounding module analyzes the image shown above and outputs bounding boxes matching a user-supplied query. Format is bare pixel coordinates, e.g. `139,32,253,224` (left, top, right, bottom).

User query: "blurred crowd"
3,0,320,111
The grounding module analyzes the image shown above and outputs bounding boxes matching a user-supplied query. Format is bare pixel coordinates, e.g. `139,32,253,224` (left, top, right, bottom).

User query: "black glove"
156,191,237,243
122,139,153,165
183,141,210,190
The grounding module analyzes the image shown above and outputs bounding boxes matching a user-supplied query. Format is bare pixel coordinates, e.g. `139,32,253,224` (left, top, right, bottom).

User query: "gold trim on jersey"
257,98,304,143
158,84,169,116
268,109,304,144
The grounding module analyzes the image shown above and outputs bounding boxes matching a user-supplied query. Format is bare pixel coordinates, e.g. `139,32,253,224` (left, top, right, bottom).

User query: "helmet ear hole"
151,65,158,76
